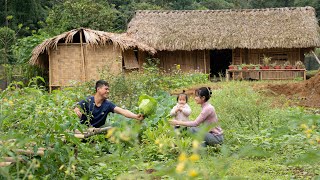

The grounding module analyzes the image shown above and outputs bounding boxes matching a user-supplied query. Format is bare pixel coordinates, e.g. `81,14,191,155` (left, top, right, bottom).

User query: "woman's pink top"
183,102,223,135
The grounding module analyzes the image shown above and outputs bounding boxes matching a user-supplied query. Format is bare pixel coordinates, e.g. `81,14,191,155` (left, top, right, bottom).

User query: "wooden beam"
203,50,206,74
80,30,86,82
73,127,113,139
49,49,52,92
311,50,320,65
0,162,12,167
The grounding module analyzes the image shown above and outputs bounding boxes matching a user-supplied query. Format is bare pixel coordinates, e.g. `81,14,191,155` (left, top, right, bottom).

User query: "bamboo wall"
85,45,122,80
49,44,122,88
154,50,210,73
233,48,305,65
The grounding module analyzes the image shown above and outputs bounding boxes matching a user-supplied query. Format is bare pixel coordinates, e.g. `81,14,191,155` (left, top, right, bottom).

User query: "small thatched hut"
30,28,156,90
127,6,320,76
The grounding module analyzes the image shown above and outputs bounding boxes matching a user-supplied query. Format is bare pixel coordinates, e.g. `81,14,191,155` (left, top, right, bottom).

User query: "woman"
170,87,223,146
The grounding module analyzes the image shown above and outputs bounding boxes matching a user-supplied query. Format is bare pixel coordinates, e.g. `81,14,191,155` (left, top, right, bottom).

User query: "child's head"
195,87,212,102
177,90,188,105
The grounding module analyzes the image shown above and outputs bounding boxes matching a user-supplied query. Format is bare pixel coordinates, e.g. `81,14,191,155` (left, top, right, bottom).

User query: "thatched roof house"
127,7,320,76
30,28,155,90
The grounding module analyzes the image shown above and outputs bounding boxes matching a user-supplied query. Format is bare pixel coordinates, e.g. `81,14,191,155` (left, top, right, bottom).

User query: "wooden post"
80,30,86,82
48,49,52,92
226,69,229,81
203,50,206,74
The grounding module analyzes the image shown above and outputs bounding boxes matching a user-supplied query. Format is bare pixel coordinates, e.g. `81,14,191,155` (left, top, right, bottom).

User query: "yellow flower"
189,154,200,162
8,100,14,106
188,169,198,177
311,125,316,129
306,133,311,138
28,175,34,180
300,124,308,129
119,132,130,141
155,139,160,144
105,128,116,138
178,152,187,162
309,140,315,145
304,129,312,134
176,162,185,174
109,136,116,143
176,64,181,70
192,140,199,149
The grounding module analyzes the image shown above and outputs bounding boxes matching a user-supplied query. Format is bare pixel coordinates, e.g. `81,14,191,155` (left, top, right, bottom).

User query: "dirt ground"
262,72,320,108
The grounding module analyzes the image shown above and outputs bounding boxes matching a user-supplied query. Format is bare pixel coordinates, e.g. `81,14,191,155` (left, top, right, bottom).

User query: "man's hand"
136,114,144,121
74,107,82,118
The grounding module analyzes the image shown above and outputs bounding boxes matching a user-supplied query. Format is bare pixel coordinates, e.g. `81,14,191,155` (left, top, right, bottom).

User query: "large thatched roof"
30,28,156,66
127,6,320,51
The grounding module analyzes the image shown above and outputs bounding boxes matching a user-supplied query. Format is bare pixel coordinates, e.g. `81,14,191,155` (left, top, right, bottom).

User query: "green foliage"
12,32,50,64
0,27,16,64
0,0,49,36
44,0,120,35
1,75,320,178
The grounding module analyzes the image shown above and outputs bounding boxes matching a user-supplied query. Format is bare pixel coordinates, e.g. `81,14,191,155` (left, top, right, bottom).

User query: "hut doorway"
210,49,232,78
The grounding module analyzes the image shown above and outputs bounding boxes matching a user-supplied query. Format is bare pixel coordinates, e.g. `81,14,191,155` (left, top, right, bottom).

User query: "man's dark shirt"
78,96,116,127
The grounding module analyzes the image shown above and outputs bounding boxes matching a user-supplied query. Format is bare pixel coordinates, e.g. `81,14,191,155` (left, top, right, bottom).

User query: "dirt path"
261,72,320,108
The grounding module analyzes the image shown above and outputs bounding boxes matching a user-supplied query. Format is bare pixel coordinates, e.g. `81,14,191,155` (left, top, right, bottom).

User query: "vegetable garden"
0,65,319,179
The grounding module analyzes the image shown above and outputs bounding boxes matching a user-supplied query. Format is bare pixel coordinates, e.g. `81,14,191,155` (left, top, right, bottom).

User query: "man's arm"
114,107,144,120
74,107,82,118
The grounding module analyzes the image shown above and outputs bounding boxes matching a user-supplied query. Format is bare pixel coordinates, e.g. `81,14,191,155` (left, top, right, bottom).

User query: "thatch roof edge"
29,28,156,67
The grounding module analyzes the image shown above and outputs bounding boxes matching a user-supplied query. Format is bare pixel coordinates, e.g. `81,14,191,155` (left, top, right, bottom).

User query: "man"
74,80,143,127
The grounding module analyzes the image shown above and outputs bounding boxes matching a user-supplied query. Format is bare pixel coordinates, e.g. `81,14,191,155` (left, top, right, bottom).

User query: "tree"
0,0,49,37
0,27,16,64
44,0,120,35
12,31,50,64
198,0,235,9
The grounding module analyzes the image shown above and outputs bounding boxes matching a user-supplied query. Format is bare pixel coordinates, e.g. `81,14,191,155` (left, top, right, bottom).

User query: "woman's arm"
114,107,144,120
170,109,208,127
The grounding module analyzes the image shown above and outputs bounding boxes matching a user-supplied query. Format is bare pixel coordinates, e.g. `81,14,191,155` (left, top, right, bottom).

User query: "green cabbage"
138,94,157,116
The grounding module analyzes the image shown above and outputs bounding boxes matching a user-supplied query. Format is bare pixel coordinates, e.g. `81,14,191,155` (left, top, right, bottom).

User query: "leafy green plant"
138,94,158,117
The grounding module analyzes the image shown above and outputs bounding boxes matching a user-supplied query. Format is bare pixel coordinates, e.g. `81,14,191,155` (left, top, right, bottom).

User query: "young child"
170,90,191,129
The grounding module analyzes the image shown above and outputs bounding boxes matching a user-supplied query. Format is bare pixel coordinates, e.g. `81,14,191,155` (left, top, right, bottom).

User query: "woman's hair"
177,90,188,103
195,87,212,102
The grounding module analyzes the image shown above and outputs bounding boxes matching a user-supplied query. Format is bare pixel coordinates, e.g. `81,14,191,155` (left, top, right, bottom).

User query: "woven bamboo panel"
246,48,301,65
156,50,209,73
50,44,83,86
85,45,122,81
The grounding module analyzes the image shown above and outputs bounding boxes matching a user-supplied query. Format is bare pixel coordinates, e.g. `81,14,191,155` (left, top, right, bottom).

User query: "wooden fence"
226,69,306,81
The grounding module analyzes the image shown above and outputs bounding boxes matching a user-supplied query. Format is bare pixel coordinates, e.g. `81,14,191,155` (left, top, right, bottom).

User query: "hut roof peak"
30,28,156,67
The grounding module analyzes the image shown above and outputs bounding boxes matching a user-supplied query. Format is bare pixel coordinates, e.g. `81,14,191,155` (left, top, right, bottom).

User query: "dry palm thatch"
127,6,320,51
30,28,156,67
